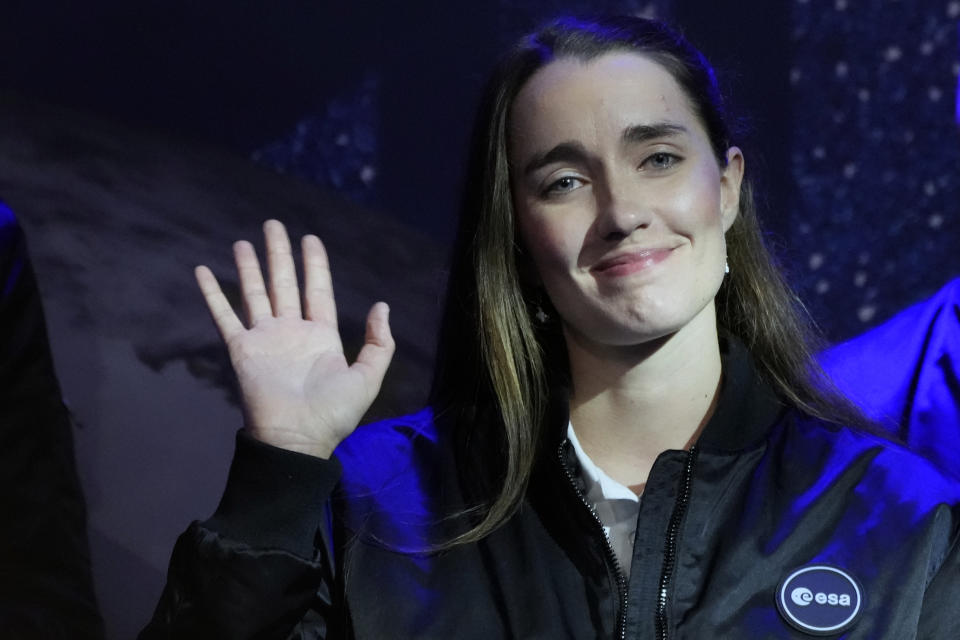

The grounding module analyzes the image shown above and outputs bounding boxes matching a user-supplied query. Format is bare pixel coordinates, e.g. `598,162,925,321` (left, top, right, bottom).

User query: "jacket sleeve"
139,432,348,639
0,204,105,638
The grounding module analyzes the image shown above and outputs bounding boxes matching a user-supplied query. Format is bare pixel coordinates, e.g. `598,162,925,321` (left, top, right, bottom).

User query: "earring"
724,258,730,275
535,304,550,323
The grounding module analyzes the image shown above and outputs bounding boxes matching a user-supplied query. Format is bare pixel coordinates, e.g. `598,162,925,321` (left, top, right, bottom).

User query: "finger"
233,240,272,326
352,302,395,395
263,219,302,318
195,265,244,341
302,234,338,329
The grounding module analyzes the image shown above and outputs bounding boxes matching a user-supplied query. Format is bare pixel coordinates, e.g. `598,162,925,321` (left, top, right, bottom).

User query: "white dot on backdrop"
635,2,660,18
948,1,960,18
904,130,915,143
858,88,871,101
816,279,831,294
835,0,847,9
929,213,944,229
858,305,877,323
884,46,903,62
924,181,937,196
360,165,377,184
854,271,868,287
812,146,826,159
799,223,812,234
929,86,943,101
843,163,857,179
953,62,960,76
335,133,350,146
790,68,802,84
835,61,849,78
809,253,825,270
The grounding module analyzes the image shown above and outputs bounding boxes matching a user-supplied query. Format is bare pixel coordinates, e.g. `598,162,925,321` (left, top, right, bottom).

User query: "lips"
591,247,675,277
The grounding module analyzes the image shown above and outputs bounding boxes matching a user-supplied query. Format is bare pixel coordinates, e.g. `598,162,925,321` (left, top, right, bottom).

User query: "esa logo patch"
776,565,863,635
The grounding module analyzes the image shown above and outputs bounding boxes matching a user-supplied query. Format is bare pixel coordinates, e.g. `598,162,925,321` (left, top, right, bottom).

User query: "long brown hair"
431,16,865,546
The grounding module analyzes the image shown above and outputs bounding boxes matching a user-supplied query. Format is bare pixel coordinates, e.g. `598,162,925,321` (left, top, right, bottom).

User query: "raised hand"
195,219,394,459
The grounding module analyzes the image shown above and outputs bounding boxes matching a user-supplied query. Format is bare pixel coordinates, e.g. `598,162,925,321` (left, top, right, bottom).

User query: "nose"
594,173,651,241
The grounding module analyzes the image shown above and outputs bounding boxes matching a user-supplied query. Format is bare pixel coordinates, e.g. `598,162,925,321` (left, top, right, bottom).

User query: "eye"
642,152,681,171
542,175,584,196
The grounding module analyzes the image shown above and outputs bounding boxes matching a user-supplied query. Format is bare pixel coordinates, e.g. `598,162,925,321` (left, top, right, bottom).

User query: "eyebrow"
622,122,688,144
521,121,689,177
522,142,588,178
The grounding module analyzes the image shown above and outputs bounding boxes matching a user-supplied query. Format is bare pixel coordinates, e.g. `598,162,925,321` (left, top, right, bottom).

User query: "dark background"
6,0,954,339
0,0,796,242
1,1,958,637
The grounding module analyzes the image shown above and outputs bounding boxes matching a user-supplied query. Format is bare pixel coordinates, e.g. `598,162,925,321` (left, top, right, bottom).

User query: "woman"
142,16,959,638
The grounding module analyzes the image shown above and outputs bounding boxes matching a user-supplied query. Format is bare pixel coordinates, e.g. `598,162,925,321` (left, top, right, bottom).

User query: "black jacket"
0,204,104,638
142,340,960,639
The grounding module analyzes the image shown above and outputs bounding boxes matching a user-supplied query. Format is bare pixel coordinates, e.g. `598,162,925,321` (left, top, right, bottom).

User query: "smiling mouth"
592,247,675,277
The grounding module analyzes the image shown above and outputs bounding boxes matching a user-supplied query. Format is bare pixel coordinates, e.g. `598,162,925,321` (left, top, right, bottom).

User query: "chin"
611,323,686,348
563,315,684,350
563,296,719,350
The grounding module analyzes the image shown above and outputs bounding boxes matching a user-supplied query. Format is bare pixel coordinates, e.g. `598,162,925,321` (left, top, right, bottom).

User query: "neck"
565,305,722,489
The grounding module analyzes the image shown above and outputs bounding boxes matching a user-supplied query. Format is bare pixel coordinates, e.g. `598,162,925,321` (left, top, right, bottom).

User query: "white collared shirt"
567,422,641,576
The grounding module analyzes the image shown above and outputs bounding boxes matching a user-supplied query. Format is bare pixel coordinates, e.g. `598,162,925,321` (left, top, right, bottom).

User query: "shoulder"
821,277,960,383
755,414,960,579
818,278,960,477
0,200,17,235
0,202,24,282
774,413,960,510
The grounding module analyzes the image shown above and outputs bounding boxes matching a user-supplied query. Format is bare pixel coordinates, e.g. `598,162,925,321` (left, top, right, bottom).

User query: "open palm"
195,220,394,458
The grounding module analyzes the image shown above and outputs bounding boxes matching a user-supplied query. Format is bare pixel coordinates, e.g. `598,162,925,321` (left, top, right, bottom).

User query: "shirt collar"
566,421,640,503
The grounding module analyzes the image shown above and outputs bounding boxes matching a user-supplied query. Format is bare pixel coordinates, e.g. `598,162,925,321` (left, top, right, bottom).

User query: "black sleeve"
0,205,105,638
139,432,349,639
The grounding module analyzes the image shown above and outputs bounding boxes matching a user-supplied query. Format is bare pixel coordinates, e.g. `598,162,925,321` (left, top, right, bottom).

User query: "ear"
720,147,744,232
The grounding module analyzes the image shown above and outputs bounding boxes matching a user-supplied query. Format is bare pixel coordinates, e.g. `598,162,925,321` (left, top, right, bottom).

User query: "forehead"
509,52,703,150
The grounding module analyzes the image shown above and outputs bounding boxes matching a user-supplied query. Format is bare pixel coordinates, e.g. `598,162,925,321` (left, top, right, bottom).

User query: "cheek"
669,166,725,236
519,211,581,277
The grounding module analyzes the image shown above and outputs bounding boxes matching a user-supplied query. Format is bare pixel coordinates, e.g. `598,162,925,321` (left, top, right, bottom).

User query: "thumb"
352,302,395,392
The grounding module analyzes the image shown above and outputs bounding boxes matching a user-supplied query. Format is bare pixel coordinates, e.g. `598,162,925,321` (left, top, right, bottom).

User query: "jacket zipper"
557,442,629,640
654,445,699,640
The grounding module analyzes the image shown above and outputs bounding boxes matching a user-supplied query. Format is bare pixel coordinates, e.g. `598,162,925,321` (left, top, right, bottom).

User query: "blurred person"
0,202,103,638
